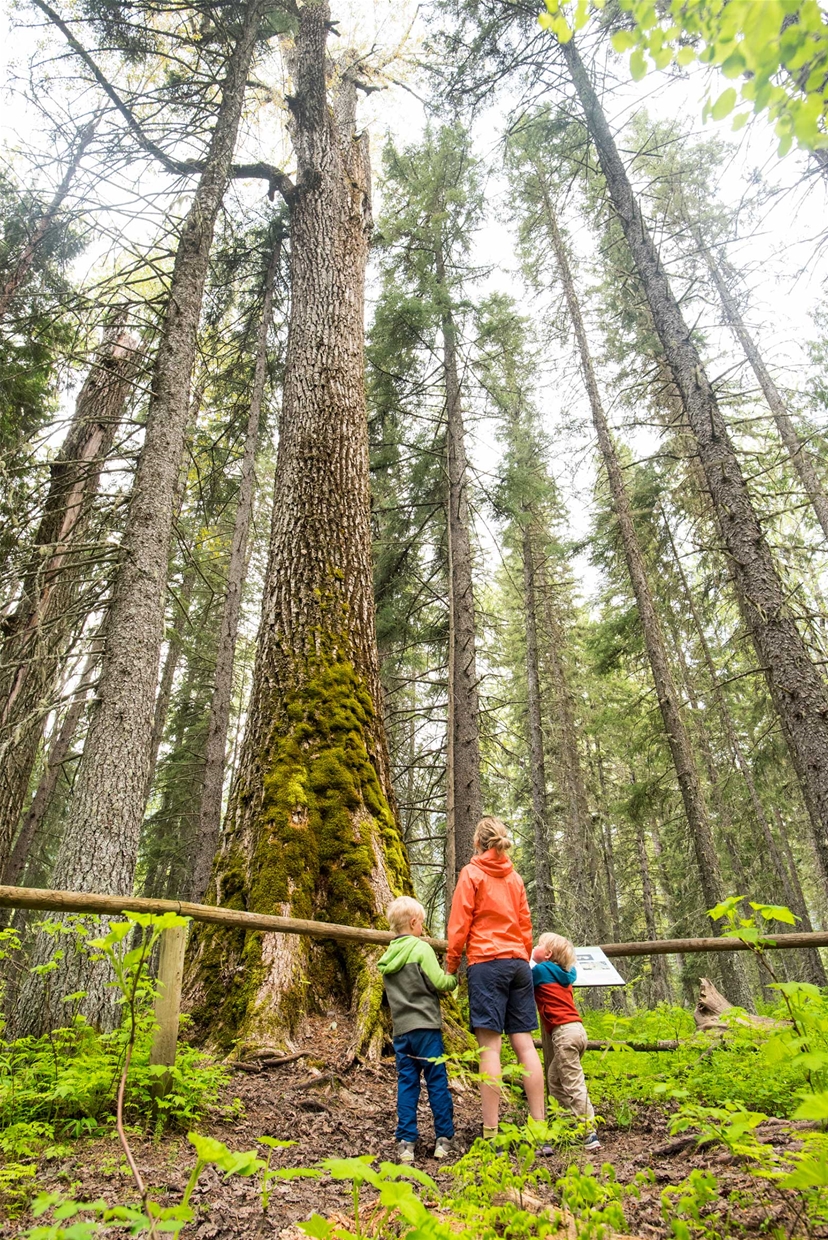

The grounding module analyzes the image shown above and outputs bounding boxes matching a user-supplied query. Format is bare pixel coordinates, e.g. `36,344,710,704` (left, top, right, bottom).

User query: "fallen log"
534,1039,680,1053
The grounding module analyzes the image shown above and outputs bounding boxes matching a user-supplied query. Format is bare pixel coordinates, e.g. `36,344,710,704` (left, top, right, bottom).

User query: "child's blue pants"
393,1027,454,1143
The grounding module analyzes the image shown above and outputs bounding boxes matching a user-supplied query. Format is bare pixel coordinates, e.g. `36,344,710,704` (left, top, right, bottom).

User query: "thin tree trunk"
540,181,753,1010
0,120,96,322
14,0,268,1036
2,645,99,886
660,507,828,986
562,37,828,896
145,571,195,803
540,574,605,940
0,326,139,864
186,10,409,1058
440,259,482,902
633,816,671,1003
522,526,552,922
702,247,828,543
188,235,281,902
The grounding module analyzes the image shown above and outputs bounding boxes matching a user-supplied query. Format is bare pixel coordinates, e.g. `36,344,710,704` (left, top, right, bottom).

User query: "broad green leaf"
300,1215,334,1240
721,49,746,77
731,112,750,130
677,45,696,67
792,1092,828,1120
750,902,798,925
611,30,638,52
630,49,648,80
711,87,737,120
187,1132,232,1164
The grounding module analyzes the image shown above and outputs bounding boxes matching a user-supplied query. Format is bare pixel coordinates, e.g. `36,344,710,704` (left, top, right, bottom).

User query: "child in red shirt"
532,933,600,1151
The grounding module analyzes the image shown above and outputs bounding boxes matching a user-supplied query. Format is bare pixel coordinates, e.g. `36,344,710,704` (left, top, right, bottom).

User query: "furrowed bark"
541,183,753,1009
562,37,828,898
188,236,282,903
185,8,409,1058
440,259,482,904
522,526,552,923
14,0,268,1036
702,246,828,544
0,326,139,864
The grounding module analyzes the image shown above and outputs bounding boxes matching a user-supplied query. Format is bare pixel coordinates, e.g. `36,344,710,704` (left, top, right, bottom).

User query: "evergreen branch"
31,0,295,203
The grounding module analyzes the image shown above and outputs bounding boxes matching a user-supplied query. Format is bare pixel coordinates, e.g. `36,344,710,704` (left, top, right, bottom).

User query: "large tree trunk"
562,38,828,898
185,8,409,1059
633,817,671,1004
0,326,139,864
188,235,282,902
13,0,267,1036
702,246,828,544
540,184,753,1010
440,266,482,904
521,526,552,923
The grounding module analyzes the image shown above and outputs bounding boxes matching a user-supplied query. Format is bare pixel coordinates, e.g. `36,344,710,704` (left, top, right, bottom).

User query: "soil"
3,1016,816,1238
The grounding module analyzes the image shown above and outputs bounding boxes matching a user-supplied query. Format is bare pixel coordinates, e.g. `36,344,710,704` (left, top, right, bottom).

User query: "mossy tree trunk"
185,6,410,1058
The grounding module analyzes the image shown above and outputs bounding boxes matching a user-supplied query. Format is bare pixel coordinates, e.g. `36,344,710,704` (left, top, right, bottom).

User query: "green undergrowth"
580,1000,815,1120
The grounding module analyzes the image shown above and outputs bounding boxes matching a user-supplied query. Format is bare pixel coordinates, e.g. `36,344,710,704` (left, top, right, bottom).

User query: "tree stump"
694,977,784,1031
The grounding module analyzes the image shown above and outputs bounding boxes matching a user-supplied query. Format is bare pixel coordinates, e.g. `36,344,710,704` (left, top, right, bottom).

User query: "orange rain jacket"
446,849,534,973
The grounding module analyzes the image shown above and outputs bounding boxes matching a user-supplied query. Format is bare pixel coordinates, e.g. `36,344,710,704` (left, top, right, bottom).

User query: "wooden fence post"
149,923,188,1097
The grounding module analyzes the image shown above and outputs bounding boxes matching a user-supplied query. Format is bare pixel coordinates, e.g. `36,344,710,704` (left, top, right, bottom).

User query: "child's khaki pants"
546,1021,594,1121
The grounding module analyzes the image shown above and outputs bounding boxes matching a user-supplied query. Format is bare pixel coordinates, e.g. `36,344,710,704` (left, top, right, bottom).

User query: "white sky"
2,0,827,611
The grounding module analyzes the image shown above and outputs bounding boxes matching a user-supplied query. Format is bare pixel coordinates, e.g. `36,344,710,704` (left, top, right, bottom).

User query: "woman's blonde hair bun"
474,815,512,854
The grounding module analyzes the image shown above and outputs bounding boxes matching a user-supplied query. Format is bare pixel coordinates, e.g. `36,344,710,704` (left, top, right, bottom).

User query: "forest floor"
5,1013,818,1240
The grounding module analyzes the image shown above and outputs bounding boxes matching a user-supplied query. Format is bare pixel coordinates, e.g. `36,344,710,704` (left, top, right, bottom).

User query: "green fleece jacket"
377,935,457,1037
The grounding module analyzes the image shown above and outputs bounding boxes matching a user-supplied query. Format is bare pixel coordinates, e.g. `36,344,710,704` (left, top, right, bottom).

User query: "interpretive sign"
574,947,625,987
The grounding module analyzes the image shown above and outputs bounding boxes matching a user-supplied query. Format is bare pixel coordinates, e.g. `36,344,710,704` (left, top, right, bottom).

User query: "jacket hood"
377,935,422,975
470,848,514,878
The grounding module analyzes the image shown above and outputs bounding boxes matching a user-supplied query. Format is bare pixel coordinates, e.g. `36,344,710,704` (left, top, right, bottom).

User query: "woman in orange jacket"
446,816,545,1137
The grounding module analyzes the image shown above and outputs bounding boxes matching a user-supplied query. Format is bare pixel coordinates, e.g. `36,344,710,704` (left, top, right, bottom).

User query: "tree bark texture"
540,575,606,942
703,247,828,544
185,7,410,1057
440,273,482,904
634,819,671,1004
541,184,753,1009
0,326,139,865
562,38,828,899
14,0,266,1036
521,526,552,923
188,237,282,903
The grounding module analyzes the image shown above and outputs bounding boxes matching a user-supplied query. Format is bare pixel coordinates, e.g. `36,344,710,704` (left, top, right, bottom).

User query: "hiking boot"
433,1135,454,1160
396,1140,416,1163
584,1132,601,1151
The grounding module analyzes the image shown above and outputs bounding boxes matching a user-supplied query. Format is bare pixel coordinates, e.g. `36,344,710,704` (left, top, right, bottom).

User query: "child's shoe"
584,1132,601,1151
396,1140,416,1163
433,1135,453,1160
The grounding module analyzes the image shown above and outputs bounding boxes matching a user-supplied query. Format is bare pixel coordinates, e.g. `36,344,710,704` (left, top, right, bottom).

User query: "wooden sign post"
149,923,188,1097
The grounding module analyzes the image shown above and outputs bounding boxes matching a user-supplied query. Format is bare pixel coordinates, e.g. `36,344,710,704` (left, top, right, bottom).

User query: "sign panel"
573,946,625,987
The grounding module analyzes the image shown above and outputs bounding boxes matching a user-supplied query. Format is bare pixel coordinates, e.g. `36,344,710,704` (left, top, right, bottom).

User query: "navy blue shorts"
467,958,538,1035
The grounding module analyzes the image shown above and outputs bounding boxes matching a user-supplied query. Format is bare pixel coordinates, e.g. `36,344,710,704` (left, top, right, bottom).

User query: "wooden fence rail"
3,883,828,956
2,883,825,1094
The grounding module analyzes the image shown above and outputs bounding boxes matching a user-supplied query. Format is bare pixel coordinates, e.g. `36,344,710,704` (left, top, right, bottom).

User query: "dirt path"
4,1018,811,1238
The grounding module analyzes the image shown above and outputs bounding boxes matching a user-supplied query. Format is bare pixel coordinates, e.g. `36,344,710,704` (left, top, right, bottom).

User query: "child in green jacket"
378,897,457,1164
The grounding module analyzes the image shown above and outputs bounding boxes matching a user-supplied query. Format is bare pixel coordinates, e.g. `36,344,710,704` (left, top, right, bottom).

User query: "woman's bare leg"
475,1028,502,1128
508,1031,545,1121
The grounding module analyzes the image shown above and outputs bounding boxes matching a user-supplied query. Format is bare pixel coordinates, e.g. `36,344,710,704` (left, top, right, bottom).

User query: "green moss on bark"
186,654,410,1051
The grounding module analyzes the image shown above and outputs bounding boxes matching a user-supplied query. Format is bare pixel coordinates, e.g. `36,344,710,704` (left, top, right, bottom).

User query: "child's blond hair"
386,895,425,936
536,932,577,970
474,815,512,854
